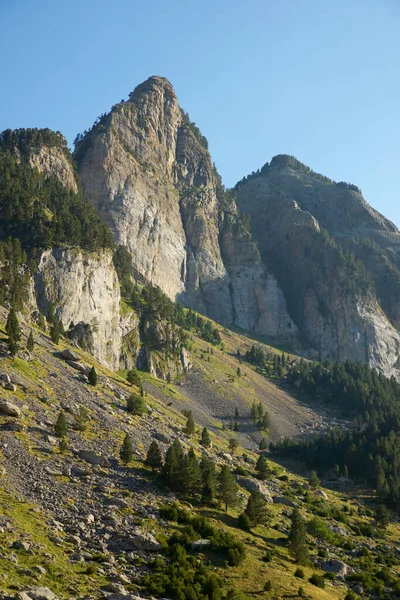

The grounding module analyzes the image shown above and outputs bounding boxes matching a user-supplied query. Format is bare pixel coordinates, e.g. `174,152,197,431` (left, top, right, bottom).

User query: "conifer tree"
50,320,60,344
218,465,238,511
233,419,239,432
261,411,270,430
251,402,258,423
120,433,133,463
229,438,238,455
6,307,21,341
88,366,97,386
127,393,147,415
145,440,163,472
288,508,308,564
27,329,34,352
234,407,239,419
162,438,184,485
244,490,270,527
47,301,55,324
200,456,218,503
180,448,202,495
55,411,67,438
256,454,269,481
237,366,241,377
59,438,68,453
8,338,18,358
259,437,268,451
200,426,211,448
184,411,195,436
308,471,320,489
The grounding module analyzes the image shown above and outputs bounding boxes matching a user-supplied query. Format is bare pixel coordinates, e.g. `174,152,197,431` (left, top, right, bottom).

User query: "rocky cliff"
235,156,400,377
74,76,296,344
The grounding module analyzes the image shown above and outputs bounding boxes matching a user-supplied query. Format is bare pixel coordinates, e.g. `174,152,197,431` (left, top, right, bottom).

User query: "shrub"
295,567,305,578
309,573,325,588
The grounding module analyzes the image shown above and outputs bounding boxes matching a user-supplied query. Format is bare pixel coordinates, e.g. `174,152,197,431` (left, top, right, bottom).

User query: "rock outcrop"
75,76,296,343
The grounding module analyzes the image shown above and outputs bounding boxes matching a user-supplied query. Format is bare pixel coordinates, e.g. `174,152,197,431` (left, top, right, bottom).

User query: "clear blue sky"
1,0,399,225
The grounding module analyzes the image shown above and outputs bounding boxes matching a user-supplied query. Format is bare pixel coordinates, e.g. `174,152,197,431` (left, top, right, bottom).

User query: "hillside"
0,307,399,600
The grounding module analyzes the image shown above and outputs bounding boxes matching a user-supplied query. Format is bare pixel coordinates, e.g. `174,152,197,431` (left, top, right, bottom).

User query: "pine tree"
251,402,257,423
261,411,270,430
200,426,211,448
244,490,270,527
200,456,218,503
257,402,263,421
55,411,67,438
47,301,55,324
229,438,238,455
162,438,184,485
8,338,18,358
6,307,21,341
126,369,141,387
27,329,34,351
73,407,89,431
120,433,133,463
50,320,60,344
145,441,163,472
256,454,269,481
88,366,97,386
288,508,308,564
229,417,235,431
218,465,238,511
233,419,239,432
179,448,202,495
185,411,195,436
127,393,147,415
259,437,268,451
59,438,68,453
234,407,239,419
308,471,320,489
237,367,241,377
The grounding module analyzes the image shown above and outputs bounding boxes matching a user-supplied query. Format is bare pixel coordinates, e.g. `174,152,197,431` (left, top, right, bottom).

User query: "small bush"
295,567,305,578
309,573,325,588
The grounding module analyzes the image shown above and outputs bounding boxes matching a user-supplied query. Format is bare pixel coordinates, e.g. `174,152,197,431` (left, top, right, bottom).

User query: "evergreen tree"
162,438,184,485
229,438,238,455
126,369,142,387
59,438,68,453
200,426,212,448
244,490,270,527
261,411,270,430
73,407,89,432
55,411,67,438
88,366,97,386
251,402,258,423
308,471,320,490
120,433,134,463
237,367,241,377
27,329,34,352
180,448,202,495
288,509,308,564
229,417,235,431
185,411,195,436
234,407,239,419
145,441,163,472
47,301,55,324
200,456,218,503
259,437,268,451
218,465,238,511
8,338,18,358
126,393,147,415
256,454,269,481
233,419,239,432
6,307,21,341
50,320,60,344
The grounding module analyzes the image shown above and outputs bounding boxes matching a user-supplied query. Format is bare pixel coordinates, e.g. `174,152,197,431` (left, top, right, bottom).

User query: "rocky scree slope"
0,308,397,600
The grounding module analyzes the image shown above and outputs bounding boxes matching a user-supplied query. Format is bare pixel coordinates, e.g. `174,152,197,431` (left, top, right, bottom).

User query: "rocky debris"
0,399,21,417
0,373,11,384
70,464,91,478
236,477,273,503
78,449,108,466
60,348,81,361
329,525,351,537
154,431,170,444
273,496,298,508
17,588,59,600
321,558,349,576
315,489,329,500
65,359,90,374
130,528,162,551
191,539,211,551
3,420,24,431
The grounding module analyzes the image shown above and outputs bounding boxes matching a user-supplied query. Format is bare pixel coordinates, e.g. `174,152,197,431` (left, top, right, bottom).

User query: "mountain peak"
128,75,176,102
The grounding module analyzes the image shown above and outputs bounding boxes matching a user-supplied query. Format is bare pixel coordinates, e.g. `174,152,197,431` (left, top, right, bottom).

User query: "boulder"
329,525,350,537
60,348,81,361
130,528,162,551
191,539,211,551
66,360,90,374
236,477,273,503
315,489,328,500
273,496,299,508
155,431,170,444
0,373,11,384
70,464,91,478
20,588,59,600
321,559,349,576
3,420,24,431
0,399,20,417
78,450,107,466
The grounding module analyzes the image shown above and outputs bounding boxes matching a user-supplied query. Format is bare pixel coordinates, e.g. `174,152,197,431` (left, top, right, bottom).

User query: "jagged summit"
128,75,177,101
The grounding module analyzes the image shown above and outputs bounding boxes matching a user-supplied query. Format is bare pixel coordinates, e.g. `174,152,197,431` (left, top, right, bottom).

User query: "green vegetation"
88,366,98,386
0,131,113,251
180,109,209,150
120,433,134,463
54,411,67,438
126,392,147,415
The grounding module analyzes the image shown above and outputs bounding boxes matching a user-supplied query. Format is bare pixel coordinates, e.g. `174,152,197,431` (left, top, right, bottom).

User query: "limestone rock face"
34,248,122,370
28,145,78,193
236,156,400,378
75,76,296,341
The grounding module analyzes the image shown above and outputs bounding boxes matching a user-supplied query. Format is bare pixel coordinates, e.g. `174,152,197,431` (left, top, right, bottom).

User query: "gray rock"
321,559,349,576
191,539,211,551
21,588,59,600
273,496,298,508
155,431,170,444
78,449,108,466
236,477,273,503
315,489,328,500
130,528,162,551
0,399,20,417
60,348,81,361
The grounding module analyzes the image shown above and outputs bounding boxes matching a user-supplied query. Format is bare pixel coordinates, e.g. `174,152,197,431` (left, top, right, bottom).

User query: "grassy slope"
0,310,398,599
